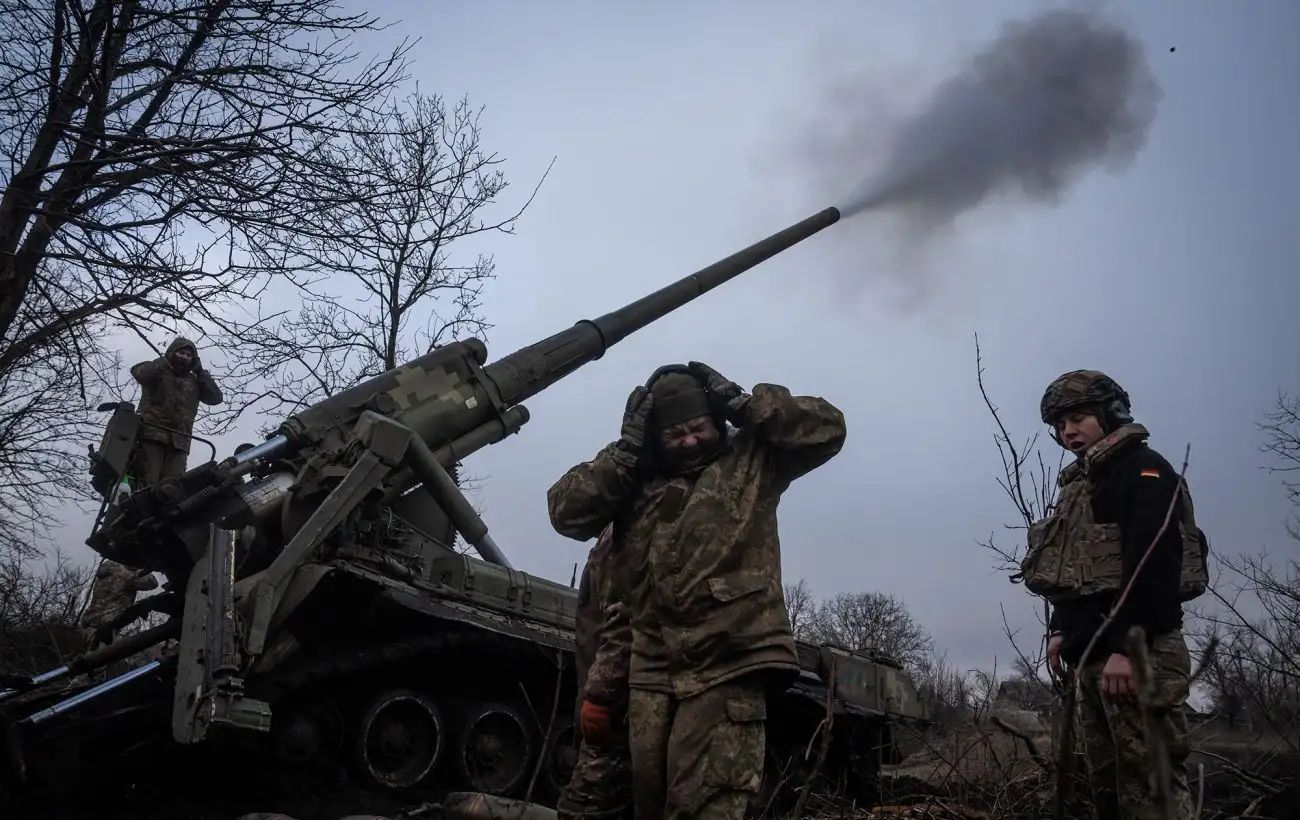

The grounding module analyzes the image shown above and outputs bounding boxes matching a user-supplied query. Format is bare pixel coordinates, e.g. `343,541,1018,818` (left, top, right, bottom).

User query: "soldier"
547,362,846,820
1021,370,1209,820
81,559,160,648
557,524,634,820
128,336,223,487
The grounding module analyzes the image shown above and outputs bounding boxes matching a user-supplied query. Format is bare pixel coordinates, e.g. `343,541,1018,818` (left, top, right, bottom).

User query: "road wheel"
453,700,535,797
350,688,445,789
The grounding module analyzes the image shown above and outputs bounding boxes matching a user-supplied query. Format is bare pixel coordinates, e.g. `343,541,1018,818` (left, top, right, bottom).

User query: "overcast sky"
51,0,1300,678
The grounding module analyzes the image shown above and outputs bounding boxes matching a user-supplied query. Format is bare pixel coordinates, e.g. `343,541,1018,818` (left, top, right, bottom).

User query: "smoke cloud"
830,9,1162,225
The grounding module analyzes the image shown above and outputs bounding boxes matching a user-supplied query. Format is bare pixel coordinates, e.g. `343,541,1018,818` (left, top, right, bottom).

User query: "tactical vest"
1019,424,1210,604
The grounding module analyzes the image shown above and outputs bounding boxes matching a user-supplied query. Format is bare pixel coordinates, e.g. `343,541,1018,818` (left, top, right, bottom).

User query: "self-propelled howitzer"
84,206,843,581
1,205,929,816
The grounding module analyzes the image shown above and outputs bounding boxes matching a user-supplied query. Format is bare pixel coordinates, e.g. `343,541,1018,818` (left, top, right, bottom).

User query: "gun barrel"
483,206,842,405
275,206,841,455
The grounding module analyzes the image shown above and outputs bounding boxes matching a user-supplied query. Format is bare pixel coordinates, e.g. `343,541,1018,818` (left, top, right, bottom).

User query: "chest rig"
1018,424,1210,603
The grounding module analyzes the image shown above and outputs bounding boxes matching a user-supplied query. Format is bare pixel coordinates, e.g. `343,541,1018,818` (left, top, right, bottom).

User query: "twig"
1193,762,1204,820
522,650,567,802
1191,747,1287,794
1072,443,1192,675
1128,627,1175,820
990,714,1051,774
791,654,836,820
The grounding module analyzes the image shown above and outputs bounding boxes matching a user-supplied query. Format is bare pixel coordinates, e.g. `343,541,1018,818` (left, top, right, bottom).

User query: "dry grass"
768,709,1300,820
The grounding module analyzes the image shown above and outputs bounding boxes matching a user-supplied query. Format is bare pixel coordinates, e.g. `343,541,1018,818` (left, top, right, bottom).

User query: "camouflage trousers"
1073,629,1194,820
130,440,188,487
628,675,766,820
556,732,634,820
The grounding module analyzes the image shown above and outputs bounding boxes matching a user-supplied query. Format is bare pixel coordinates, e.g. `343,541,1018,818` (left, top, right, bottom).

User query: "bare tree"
784,578,816,640
1191,391,1300,754
0,343,119,558
911,648,973,729
0,547,93,676
804,589,935,674
216,92,550,527
1259,391,1300,540
973,334,1065,681
0,1,412,550
219,91,550,424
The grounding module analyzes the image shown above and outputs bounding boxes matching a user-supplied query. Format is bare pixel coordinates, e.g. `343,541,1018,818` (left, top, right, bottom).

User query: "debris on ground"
870,801,991,819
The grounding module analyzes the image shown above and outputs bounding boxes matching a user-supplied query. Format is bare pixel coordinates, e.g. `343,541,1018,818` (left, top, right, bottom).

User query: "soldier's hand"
1047,633,1063,676
688,361,749,424
190,353,203,373
1101,653,1135,700
580,699,615,747
612,386,653,469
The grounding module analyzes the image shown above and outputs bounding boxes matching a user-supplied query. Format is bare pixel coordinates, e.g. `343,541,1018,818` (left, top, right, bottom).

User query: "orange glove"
580,699,614,746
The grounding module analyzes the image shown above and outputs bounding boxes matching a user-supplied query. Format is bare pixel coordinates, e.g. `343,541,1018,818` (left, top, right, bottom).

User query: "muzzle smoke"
834,9,1161,224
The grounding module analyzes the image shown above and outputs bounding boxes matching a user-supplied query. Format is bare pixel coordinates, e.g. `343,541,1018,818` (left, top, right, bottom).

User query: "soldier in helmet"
1021,370,1210,820
128,336,223,487
556,524,633,820
81,559,160,649
547,362,846,820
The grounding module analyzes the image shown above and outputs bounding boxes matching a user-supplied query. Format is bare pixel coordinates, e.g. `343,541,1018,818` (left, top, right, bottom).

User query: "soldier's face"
1056,411,1104,453
657,415,720,470
170,348,194,369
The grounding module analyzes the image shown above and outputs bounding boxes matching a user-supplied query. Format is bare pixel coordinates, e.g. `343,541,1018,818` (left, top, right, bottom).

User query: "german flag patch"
1139,469,1161,478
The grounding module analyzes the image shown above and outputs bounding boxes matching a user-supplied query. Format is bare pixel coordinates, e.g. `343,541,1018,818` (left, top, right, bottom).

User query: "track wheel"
351,688,445,789
540,713,579,798
272,697,342,768
453,700,535,797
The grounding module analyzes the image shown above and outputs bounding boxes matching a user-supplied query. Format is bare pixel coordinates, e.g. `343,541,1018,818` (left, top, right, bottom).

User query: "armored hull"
3,539,925,817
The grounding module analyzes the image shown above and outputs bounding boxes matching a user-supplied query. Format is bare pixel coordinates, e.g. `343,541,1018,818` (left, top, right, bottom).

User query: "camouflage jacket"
573,525,632,716
130,336,223,453
547,383,847,697
82,559,160,630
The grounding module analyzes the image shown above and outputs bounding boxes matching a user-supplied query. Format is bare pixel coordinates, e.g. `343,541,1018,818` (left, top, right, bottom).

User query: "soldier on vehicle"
81,559,160,649
1021,369,1209,820
556,524,634,820
547,362,846,820
128,336,223,487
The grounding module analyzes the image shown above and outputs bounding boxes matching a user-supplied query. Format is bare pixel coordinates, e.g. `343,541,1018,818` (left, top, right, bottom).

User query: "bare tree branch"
209,90,548,530
0,0,413,553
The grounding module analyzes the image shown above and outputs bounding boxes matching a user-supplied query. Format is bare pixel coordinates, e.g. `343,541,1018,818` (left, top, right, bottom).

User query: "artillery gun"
0,206,927,815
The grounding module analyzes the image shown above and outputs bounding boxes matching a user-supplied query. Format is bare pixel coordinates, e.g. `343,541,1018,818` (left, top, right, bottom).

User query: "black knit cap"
649,372,711,430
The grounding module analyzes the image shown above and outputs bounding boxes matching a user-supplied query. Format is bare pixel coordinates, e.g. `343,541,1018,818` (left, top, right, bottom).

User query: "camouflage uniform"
558,525,634,820
1075,630,1194,820
1020,370,1209,820
548,363,846,820
128,336,223,486
81,559,160,646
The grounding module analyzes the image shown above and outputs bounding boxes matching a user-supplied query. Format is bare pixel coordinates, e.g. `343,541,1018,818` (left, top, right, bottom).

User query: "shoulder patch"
1139,468,1161,478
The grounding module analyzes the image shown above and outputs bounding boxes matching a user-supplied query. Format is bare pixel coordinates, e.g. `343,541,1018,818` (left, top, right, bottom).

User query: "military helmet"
1039,369,1132,425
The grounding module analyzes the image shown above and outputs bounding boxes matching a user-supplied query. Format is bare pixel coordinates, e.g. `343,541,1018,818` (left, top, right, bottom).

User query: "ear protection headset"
1047,392,1134,447
642,363,730,434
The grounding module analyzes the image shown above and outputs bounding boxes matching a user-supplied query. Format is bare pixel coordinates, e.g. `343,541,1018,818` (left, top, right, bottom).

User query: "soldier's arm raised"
546,443,641,541
742,383,847,483
130,358,165,385
196,367,223,405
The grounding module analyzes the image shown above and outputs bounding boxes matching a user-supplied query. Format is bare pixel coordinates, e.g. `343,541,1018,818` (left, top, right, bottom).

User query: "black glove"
611,386,653,471
687,361,749,425
190,353,203,373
